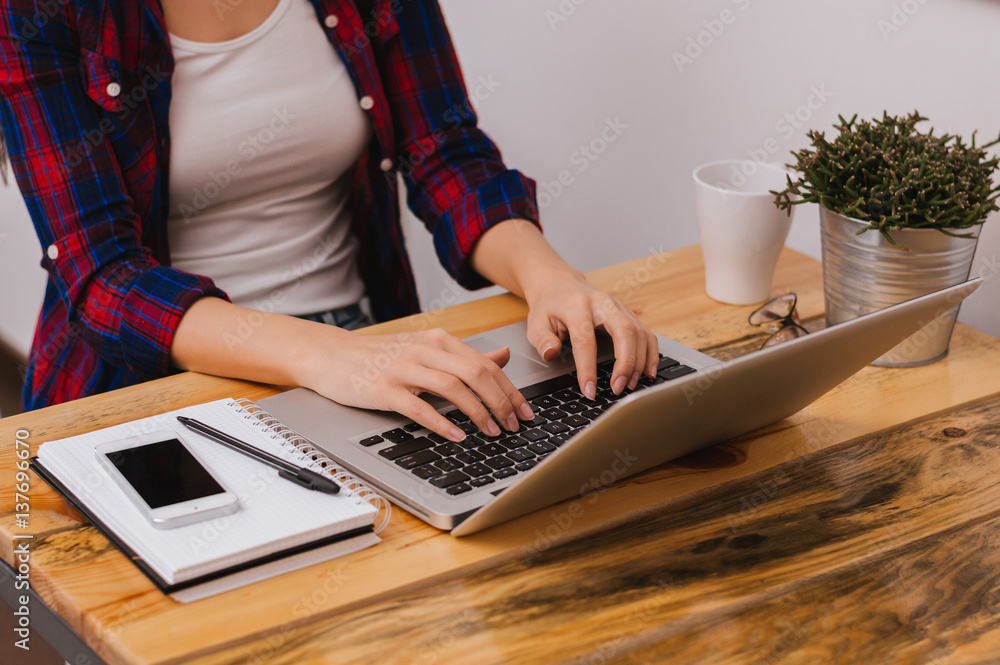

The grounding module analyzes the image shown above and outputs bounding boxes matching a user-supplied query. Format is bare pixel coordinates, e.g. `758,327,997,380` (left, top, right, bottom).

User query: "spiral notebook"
31,398,390,602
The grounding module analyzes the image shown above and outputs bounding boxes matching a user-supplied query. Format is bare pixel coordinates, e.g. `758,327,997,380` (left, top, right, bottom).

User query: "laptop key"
434,458,463,472
659,364,697,381
584,408,605,420
561,401,588,414
459,434,483,450
411,464,442,479
395,449,442,470
455,450,486,464
548,433,571,447
507,448,535,462
517,374,578,401
500,435,526,450
527,441,556,455
463,463,493,477
561,415,590,428
485,456,514,470
382,428,413,443
446,410,470,423
539,407,568,421
430,471,471,488
470,476,495,487
657,356,680,372
358,435,384,447
477,442,507,457
403,422,424,432
428,433,449,444
542,421,570,434
515,459,538,472
447,483,472,495
493,468,518,479
521,415,548,429
378,437,435,460
553,389,581,402
433,443,464,456
531,395,560,409
458,421,479,435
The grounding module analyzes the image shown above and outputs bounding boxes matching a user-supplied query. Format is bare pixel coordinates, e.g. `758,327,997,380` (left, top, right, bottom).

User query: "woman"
0,0,659,442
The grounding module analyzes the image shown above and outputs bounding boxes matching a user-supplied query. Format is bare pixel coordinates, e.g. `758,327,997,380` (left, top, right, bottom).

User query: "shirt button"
379,158,393,172
106,82,121,97
359,95,375,111
47,244,59,260
324,14,339,28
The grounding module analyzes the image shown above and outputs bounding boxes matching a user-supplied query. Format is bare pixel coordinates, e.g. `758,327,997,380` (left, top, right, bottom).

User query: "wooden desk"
3,246,1000,665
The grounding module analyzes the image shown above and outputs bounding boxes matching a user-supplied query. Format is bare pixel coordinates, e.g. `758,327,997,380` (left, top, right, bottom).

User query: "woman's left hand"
523,270,659,400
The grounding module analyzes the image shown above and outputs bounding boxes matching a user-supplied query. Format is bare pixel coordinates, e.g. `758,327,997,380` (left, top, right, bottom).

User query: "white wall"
403,0,1000,336
3,0,1000,358
0,167,45,360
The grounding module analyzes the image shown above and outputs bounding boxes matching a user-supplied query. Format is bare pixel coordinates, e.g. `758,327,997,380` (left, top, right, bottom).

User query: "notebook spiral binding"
233,398,391,533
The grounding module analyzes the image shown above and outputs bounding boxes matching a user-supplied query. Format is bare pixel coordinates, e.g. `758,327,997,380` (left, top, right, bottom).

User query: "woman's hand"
297,327,535,443
470,219,660,401
523,271,659,400
172,298,533,443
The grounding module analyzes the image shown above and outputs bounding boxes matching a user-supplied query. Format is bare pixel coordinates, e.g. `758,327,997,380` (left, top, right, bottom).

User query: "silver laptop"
259,279,981,536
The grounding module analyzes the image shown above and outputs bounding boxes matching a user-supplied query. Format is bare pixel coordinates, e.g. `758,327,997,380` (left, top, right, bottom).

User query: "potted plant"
773,111,1000,366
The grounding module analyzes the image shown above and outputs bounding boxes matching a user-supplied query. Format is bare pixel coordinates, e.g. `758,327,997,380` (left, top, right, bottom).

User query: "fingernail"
505,415,519,431
519,403,534,420
541,345,553,360
647,363,657,378
612,375,627,394
485,420,501,437
628,372,640,390
585,381,596,400
449,427,466,442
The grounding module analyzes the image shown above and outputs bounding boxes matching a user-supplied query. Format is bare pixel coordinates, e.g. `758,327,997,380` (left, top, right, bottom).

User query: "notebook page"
36,399,377,584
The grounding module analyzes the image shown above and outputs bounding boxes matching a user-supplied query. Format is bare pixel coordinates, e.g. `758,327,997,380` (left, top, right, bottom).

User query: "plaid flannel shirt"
0,0,539,411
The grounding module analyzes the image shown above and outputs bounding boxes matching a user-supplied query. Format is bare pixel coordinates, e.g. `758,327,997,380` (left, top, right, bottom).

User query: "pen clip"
279,468,340,494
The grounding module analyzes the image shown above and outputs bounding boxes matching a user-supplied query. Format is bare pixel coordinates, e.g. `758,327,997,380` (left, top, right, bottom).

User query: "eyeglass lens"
761,324,809,348
748,293,797,327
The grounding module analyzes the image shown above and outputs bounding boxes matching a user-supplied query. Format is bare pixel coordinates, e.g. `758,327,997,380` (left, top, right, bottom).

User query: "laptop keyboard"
355,355,697,497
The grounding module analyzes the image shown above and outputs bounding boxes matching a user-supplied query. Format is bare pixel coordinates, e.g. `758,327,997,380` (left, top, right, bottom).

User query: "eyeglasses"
748,293,808,349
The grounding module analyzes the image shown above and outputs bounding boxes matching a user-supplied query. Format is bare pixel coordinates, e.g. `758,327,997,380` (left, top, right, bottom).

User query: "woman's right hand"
297,327,536,443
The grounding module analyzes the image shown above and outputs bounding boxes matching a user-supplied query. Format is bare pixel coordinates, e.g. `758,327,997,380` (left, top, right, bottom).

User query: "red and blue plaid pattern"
0,0,539,411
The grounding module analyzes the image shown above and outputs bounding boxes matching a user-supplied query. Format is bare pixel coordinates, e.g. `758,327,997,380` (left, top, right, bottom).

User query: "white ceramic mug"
693,160,795,305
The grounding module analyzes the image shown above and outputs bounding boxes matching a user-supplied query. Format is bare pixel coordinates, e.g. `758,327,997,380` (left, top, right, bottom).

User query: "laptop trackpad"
465,336,548,382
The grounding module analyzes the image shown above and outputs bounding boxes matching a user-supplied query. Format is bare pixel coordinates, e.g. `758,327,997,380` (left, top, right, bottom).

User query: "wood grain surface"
181,394,1000,665
2,246,999,665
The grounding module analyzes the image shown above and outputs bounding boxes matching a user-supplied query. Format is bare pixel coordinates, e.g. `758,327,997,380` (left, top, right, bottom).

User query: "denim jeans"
294,304,373,330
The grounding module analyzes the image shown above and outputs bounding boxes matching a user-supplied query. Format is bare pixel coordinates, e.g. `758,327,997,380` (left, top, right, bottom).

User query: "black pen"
177,416,340,494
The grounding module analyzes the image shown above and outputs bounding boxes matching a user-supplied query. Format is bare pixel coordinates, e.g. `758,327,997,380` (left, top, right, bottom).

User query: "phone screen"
104,438,226,509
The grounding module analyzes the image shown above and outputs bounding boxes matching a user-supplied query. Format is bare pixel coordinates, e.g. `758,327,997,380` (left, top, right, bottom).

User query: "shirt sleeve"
0,3,227,379
382,0,540,290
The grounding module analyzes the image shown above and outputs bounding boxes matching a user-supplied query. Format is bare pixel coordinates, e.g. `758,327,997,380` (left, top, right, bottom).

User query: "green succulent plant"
772,111,1000,247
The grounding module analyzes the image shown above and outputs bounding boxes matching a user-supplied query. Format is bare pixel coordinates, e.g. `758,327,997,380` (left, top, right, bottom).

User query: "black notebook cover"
31,457,374,595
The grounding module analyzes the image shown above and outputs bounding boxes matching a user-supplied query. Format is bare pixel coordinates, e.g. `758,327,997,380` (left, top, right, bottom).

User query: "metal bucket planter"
819,207,980,367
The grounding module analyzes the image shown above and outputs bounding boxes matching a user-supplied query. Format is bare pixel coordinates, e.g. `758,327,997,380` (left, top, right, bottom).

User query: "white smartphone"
95,431,240,529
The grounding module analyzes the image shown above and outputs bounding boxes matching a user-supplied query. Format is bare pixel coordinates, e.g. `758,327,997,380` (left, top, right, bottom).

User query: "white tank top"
166,0,370,315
